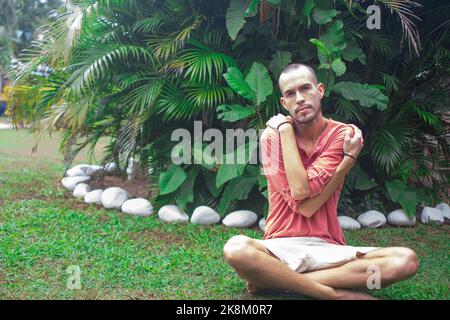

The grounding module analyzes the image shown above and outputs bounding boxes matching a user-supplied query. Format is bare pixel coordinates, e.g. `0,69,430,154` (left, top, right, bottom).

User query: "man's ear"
280,96,288,111
317,83,325,98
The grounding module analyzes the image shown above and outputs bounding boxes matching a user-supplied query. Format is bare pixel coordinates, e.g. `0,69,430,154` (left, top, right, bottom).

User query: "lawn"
0,127,449,300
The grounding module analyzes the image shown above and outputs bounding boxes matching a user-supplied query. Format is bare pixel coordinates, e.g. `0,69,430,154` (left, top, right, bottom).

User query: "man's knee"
387,247,419,280
223,235,258,267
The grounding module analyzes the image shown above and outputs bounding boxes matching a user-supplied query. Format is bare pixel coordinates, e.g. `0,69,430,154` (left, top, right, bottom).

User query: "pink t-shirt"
260,118,351,245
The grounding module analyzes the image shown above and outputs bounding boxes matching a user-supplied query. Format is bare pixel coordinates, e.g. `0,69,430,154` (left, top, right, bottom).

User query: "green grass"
0,128,449,299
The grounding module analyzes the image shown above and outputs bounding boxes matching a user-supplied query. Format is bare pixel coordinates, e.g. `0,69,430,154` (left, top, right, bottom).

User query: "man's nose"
296,91,305,104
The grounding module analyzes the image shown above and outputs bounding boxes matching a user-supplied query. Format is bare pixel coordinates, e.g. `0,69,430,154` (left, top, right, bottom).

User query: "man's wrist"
278,122,293,132
337,156,354,173
343,152,357,161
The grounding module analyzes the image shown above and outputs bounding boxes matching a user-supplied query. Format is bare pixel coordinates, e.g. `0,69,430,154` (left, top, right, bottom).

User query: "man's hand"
266,113,293,131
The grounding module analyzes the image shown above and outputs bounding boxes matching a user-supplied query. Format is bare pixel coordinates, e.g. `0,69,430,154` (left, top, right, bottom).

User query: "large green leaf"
192,142,216,170
385,180,418,218
223,67,256,102
331,58,346,76
320,20,346,51
203,170,224,198
348,164,378,191
269,50,292,79
312,8,338,25
226,0,251,41
175,166,200,209
391,160,414,184
216,164,247,188
245,0,260,17
245,62,274,105
216,139,258,187
310,39,330,68
217,104,256,122
159,164,188,195
333,82,388,110
302,0,315,27
217,175,258,214
342,42,366,65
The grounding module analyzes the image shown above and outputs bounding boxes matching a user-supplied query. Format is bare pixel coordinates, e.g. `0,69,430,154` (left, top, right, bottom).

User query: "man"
223,63,419,300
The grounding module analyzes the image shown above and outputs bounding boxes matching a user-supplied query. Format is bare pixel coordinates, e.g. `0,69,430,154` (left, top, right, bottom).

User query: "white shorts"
254,237,380,273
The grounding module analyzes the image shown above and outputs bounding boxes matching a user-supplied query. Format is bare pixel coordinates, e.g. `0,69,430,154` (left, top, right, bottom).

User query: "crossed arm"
261,119,362,218
278,124,356,217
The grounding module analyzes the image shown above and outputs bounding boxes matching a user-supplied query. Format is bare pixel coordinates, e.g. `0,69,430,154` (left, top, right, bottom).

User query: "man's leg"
301,247,419,289
223,235,377,300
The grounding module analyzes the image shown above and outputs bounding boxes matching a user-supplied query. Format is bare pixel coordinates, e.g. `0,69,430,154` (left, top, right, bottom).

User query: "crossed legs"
223,235,419,300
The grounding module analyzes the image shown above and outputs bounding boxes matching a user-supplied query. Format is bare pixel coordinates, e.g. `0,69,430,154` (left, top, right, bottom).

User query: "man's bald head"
278,63,318,94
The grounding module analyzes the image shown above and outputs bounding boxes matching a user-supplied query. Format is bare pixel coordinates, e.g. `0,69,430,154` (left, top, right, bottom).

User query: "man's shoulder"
328,119,358,138
330,118,351,130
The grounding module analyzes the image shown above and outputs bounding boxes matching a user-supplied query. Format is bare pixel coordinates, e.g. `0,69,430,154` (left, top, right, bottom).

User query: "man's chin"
295,114,317,125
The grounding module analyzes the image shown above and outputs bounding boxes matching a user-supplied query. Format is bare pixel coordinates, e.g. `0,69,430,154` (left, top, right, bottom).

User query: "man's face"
279,67,325,124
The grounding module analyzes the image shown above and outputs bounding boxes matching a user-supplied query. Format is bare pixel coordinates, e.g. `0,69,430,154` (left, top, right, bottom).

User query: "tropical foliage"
8,0,450,218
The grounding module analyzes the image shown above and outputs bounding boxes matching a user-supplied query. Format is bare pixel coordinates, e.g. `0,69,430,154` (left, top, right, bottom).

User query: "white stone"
61,176,90,191
191,206,220,225
338,216,361,230
121,198,153,216
67,164,103,177
84,189,103,205
259,217,266,231
73,183,92,198
435,203,450,220
357,210,386,228
222,210,258,228
66,165,87,177
105,162,119,174
101,187,129,210
387,209,416,227
421,207,444,224
158,205,189,223
90,165,104,172
89,165,104,176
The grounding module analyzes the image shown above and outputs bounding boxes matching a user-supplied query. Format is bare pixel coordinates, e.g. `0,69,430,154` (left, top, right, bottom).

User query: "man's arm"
276,122,362,218
278,124,310,200
295,156,354,217
260,123,361,218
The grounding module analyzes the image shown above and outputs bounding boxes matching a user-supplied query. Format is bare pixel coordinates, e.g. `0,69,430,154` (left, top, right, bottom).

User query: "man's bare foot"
246,281,292,296
246,281,259,295
335,289,380,300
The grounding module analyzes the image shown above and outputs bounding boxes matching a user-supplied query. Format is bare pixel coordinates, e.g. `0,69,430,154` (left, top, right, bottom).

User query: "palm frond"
382,73,400,93
185,83,235,110
377,0,422,55
66,43,154,94
171,39,236,83
132,16,164,34
411,103,443,130
154,83,198,121
335,98,365,124
64,2,100,63
370,125,414,173
122,79,164,115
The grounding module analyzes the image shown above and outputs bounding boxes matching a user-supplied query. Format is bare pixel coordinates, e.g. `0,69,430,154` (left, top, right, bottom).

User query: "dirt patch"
89,174,153,199
97,213,111,223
